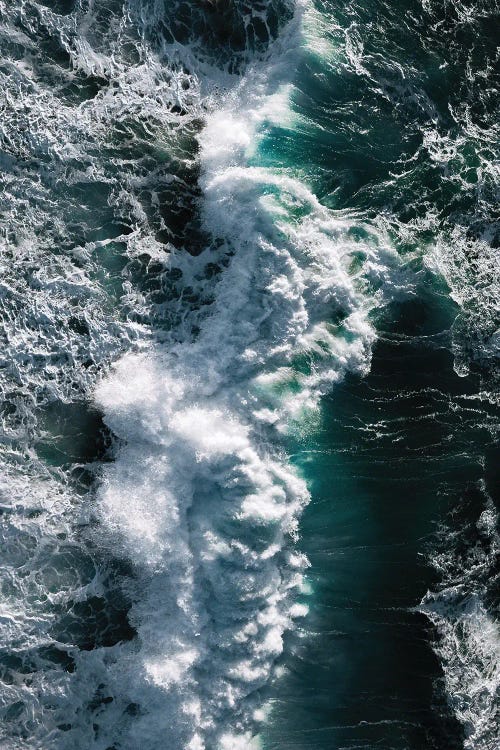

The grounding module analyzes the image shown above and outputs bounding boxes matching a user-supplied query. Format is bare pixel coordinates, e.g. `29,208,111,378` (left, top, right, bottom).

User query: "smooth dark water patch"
264,280,498,749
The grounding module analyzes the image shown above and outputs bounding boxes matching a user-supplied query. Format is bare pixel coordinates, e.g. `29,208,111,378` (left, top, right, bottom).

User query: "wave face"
0,1,498,749
257,1,499,748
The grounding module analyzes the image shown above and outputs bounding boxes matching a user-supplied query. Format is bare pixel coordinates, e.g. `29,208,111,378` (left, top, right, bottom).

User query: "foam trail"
93,3,404,748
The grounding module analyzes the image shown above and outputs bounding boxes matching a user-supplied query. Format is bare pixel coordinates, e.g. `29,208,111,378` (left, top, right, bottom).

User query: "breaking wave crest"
0,1,405,747
91,5,407,747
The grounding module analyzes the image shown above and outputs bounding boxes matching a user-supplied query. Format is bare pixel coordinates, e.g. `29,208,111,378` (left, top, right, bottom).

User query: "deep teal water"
259,3,499,744
264,286,498,749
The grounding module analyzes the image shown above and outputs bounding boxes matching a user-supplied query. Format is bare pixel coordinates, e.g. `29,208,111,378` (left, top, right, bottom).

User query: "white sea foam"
0,1,228,746
88,4,409,748
0,1,410,748
426,225,500,381
420,496,500,750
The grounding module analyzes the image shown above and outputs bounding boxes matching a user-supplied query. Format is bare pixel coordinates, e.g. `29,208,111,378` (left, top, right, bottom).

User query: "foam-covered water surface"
0,0,498,748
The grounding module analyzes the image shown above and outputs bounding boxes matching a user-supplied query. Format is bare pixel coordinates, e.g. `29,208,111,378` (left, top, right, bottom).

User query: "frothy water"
0,0,498,748
420,488,500,750
93,6,405,746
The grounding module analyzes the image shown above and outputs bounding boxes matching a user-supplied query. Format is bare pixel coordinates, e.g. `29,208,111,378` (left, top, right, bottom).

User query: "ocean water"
0,2,498,750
